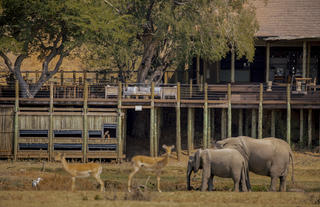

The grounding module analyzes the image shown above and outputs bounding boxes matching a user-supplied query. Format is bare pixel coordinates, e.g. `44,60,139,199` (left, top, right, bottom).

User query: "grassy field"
0,151,320,207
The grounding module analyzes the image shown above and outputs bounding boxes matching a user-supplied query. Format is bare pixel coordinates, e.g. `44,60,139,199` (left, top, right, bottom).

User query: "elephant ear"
194,149,202,173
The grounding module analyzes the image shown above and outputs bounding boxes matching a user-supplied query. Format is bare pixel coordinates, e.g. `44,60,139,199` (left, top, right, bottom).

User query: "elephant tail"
289,151,295,184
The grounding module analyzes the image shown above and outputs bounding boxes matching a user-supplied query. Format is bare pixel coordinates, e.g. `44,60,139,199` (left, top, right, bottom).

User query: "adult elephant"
186,148,250,192
215,136,294,192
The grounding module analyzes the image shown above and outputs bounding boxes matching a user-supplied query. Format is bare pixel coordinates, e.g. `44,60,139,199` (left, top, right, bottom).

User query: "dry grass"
0,151,320,207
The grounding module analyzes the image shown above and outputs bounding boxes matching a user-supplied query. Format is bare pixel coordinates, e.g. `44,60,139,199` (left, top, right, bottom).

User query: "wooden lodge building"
0,0,319,161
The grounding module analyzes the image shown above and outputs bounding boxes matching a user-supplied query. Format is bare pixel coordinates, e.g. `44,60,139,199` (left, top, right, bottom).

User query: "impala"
128,144,175,192
54,152,105,192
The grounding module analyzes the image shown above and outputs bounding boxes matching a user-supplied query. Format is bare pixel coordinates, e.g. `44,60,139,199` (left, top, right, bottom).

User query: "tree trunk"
137,40,158,84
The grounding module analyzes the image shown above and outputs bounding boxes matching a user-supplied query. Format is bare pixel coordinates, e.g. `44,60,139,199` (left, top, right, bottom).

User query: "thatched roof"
253,0,320,40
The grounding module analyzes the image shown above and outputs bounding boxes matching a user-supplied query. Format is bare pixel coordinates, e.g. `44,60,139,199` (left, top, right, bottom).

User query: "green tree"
103,0,258,84
0,0,123,97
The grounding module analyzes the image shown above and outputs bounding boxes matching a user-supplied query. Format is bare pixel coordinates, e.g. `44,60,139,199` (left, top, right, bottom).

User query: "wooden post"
300,109,304,147
308,109,312,149
227,84,232,138
176,82,181,160
117,82,123,162
155,108,160,156
287,84,291,145
271,110,276,137
150,82,155,157
238,109,243,136
207,108,211,148
203,83,208,148
73,71,76,84
49,82,54,161
231,47,235,83
245,110,250,136
187,108,194,155
251,109,257,138
266,42,270,82
83,80,88,162
14,80,19,161
221,109,226,139
258,83,263,139
307,43,311,78
302,41,307,78
211,109,215,141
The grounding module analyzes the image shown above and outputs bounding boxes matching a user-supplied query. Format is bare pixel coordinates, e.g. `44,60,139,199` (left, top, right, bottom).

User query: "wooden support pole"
271,110,276,137
176,82,181,160
266,42,270,82
155,108,160,156
300,109,304,147
207,108,211,148
117,82,123,163
221,109,227,139
231,47,235,83
251,109,257,138
14,80,19,161
307,43,311,78
211,109,215,141
203,83,208,148
258,83,263,139
83,80,88,162
308,109,312,149
245,109,250,136
150,82,155,157
238,109,243,136
287,84,291,145
302,41,307,78
49,82,54,161
227,84,232,138
187,107,194,155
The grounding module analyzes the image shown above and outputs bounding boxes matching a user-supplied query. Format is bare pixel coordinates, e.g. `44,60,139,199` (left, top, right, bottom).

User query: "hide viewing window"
54,130,82,138
19,143,48,150
20,130,48,138
88,130,102,138
54,143,82,151
103,124,117,138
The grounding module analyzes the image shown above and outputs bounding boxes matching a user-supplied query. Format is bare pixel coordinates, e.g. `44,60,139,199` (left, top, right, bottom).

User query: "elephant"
187,148,250,192
215,136,294,192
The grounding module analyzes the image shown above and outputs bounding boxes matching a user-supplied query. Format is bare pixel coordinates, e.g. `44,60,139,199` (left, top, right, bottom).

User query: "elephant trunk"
186,161,193,190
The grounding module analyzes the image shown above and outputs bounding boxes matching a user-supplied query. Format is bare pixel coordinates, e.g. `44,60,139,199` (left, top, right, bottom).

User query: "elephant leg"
201,167,210,191
269,176,278,192
208,174,214,191
279,176,287,192
233,178,240,192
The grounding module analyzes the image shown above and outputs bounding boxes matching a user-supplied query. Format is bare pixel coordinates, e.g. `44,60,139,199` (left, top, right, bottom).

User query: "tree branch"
104,0,120,14
0,51,14,73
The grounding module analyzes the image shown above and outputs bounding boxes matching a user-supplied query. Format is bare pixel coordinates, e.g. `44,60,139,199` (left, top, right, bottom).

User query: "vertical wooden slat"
238,109,243,136
287,84,291,145
14,80,19,161
300,109,304,147
227,84,232,138
221,109,226,139
231,47,235,83
258,83,263,139
211,109,215,141
251,109,256,138
302,41,307,78
176,82,181,160
117,82,123,162
203,83,208,148
308,109,312,149
83,80,88,162
49,82,54,161
207,108,211,148
150,82,155,157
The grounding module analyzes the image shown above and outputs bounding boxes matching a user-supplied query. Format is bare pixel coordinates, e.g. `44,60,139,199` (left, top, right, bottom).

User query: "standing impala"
128,144,175,192
54,152,105,192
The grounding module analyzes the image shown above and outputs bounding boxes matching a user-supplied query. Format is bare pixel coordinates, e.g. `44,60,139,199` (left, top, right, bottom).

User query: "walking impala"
54,152,105,192
128,144,175,192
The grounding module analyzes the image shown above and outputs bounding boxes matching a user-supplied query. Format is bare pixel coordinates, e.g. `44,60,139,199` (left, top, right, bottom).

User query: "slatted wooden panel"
19,115,49,130
54,115,83,130
87,115,117,130
0,107,14,156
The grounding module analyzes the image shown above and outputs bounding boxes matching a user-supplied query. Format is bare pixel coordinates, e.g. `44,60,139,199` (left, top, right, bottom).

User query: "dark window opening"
54,130,82,138
89,130,102,138
103,124,117,138
19,143,48,150
88,144,117,151
54,143,82,151
20,130,48,138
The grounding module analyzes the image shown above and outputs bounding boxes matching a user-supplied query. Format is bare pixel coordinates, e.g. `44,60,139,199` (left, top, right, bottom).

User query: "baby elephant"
187,148,250,192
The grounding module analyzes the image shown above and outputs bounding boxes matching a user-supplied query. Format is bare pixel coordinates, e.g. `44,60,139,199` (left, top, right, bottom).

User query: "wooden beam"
258,83,263,139
238,109,243,136
117,82,123,163
287,84,291,145
150,82,155,157
207,108,211,148
300,109,304,147
203,83,208,148
308,109,312,149
227,84,232,138
83,80,88,162
176,82,181,160
221,108,226,139
251,109,257,138
266,42,270,82
49,82,54,161
231,47,235,83
302,41,307,78
14,80,19,161
187,107,194,155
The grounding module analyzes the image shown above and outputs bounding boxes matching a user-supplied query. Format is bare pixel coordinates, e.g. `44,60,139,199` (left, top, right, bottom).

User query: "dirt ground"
0,151,320,207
